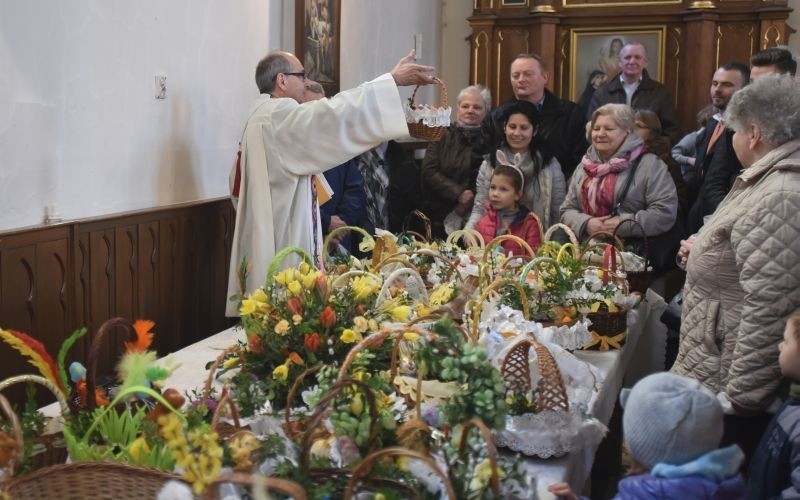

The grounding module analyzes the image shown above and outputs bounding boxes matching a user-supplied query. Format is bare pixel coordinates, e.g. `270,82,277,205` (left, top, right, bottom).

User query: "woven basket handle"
518,256,562,287
202,345,242,400
401,210,433,243
471,278,530,341
299,379,379,476
586,230,624,250
500,339,569,412
85,317,137,411
377,250,462,286
446,228,485,249
335,331,394,385
283,364,322,432
524,212,545,248
344,446,456,500
210,393,242,434
205,473,307,500
322,225,373,264
544,222,580,249
0,393,23,479
376,267,429,307
264,246,315,288
408,77,447,108
458,418,501,496
613,218,650,268
0,374,70,417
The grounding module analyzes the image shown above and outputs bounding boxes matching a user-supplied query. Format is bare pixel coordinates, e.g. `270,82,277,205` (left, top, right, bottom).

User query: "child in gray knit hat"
548,372,746,499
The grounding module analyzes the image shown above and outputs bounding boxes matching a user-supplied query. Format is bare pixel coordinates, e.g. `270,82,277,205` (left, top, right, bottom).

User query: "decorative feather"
117,350,158,397
0,328,65,395
125,319,155,353
58,327,89,394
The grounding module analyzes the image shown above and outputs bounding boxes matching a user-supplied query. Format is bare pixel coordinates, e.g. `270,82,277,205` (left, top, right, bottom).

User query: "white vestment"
226,73,408,316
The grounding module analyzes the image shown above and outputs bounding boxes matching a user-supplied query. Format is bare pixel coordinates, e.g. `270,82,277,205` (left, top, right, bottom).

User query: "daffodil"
340,329,361,344
239,299,257,316
274,319,290,335
287,280,303,297
272,364,289,381
275,268,294,285
352,275,380,301
390,305,411,322
251,288,268,303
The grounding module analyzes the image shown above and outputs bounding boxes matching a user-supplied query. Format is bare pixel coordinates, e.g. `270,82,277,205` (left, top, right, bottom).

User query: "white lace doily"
537,319,592,351
404,104,452,127
493,409,607,458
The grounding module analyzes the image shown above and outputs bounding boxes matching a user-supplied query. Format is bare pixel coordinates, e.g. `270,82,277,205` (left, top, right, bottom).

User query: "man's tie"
706,120,725,154
358,148,389,230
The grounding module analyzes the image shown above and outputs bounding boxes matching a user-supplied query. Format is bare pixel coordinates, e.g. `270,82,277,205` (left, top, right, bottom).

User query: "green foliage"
56,326,88,397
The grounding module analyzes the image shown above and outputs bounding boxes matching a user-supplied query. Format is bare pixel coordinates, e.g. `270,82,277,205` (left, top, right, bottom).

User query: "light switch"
155,75,167,99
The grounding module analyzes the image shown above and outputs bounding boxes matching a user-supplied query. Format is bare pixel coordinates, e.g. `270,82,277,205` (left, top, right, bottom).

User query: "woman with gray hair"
560,103,678,240
672,74,800,463
421,85,491,238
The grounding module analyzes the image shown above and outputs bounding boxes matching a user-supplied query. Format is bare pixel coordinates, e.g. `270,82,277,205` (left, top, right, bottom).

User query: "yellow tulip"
352,275,380,301
275,268,294,285
272,364,289,381
302,270,319,289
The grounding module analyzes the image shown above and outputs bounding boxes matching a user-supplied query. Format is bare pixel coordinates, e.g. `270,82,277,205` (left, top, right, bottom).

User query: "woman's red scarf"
580,144,645,216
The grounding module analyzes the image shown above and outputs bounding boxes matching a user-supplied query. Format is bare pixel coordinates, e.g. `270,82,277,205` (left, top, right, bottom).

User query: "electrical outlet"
154,75,167,99
414,34,422,60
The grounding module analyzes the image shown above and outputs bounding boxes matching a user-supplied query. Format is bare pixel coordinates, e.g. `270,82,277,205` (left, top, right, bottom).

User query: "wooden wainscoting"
0,198,236,404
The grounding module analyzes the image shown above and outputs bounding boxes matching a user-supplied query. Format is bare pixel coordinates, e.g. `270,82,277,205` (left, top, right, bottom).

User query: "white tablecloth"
41,291,667,499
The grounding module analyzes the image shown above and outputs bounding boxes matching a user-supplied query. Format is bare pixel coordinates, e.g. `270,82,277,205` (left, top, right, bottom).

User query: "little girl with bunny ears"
474,153,542,255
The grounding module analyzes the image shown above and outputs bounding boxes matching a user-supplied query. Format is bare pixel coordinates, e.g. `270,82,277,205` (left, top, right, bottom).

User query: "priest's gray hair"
255,52,291,94
725,73,800,146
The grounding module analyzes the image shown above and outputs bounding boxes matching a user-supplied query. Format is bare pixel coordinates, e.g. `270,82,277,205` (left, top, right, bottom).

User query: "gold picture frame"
569,26,666,102
296,0,341,96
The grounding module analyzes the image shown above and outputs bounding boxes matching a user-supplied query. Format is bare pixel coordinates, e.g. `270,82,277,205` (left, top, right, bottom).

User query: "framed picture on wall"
295,0,341,96
569,26,666,102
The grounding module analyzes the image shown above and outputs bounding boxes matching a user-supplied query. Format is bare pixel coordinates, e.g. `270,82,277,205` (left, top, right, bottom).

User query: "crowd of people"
228,43,800,497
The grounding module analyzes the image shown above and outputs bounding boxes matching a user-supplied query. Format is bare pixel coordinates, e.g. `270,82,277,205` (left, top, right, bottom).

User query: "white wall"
0,0,277,231
339,0,441,106
440,0,472,110
789,0,800,57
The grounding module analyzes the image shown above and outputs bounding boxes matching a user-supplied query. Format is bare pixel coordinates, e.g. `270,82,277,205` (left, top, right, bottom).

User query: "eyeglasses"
281,71,306,80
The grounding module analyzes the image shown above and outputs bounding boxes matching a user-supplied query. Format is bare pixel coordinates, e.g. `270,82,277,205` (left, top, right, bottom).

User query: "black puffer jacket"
588,70,681,144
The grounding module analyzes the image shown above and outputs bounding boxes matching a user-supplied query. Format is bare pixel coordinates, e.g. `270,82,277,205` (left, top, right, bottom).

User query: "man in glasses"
226,50,435,316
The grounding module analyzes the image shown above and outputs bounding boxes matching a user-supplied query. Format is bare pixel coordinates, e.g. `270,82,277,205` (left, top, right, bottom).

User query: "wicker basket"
345,446,457,499
0,461,186,499
0,374,70,471
406,77,449,141
580,244,629,350
613,219,653,294
493,338,580,457
0,393,23,478
480,234,537,286
399,209,433,244
205,473,307,500
470,277,531,341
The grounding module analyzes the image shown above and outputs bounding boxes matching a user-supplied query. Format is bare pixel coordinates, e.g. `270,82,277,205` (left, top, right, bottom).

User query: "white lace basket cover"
491,337,606,458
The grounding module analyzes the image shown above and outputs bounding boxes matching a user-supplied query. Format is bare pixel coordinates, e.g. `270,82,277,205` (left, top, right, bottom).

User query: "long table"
41,290,667,499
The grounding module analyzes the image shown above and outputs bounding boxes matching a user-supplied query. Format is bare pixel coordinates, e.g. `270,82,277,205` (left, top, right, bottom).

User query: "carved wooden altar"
469,0,794,134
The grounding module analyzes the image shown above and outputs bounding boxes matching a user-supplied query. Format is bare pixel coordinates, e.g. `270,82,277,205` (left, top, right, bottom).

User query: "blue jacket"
319,159,366,252
614,473,745,499
748,384,800,499
612,446,746,500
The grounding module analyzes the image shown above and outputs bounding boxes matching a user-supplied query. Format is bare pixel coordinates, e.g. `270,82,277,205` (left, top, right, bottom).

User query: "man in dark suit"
687,62,749,233
481,53,588,180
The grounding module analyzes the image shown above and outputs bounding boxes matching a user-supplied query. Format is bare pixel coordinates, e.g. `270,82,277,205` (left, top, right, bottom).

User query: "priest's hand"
391,50,436,86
